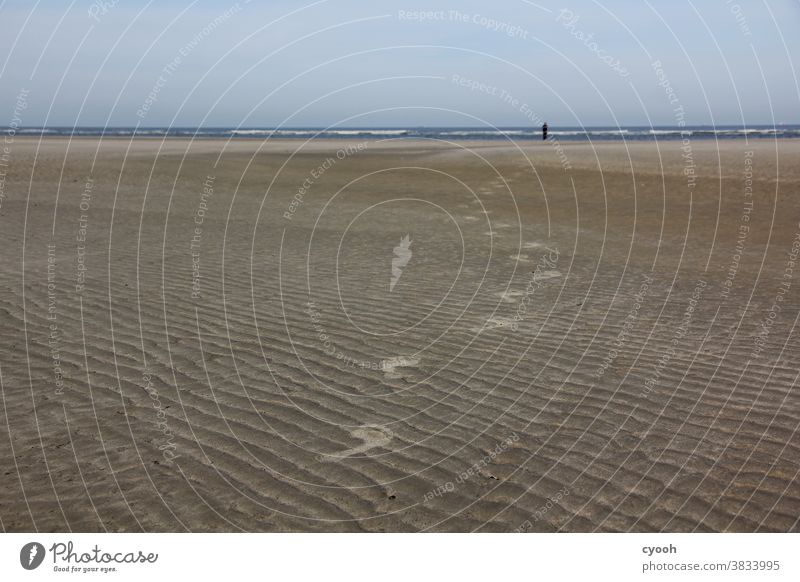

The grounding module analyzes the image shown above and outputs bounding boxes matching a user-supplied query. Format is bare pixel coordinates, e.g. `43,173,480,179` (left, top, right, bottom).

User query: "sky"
0,0,798,127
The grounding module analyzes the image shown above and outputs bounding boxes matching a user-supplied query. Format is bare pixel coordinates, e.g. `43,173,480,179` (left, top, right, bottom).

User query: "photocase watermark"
43,540,158,574
137,3,245,119
422,433,519,502
725,0,752,37
190,175,215,300
74,177,94,295
142,369,180,464
511,246,560,331
284,142,367,221
87,0,120,22
556,9,629,77
20,542,46,570
451,74,572,170
390,234,412,292
652,60,696,192
1,88,29,213
0,147,8,212
642,279,707,396
515,486,570,531
304,300,414,372
750,223,800,360
594,273,652,378
46,243,65,396
720,150,754,300
397,10,529,39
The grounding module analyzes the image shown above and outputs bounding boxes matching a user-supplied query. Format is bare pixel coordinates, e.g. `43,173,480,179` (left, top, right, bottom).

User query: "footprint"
473,316,516,333
534,270,561,280
496,290,524,303
319,425,394,461
382,356,420,380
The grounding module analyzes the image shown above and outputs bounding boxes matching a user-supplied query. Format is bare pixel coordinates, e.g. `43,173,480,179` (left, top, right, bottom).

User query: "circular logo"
19,542,46,570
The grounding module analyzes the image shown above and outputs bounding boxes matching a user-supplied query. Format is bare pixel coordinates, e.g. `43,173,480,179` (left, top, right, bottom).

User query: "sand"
0,136,798,532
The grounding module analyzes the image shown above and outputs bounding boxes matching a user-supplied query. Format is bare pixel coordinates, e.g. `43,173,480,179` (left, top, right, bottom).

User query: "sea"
6,125,800,141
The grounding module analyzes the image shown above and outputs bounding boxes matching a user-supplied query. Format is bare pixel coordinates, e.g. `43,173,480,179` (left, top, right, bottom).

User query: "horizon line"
4,122,799,129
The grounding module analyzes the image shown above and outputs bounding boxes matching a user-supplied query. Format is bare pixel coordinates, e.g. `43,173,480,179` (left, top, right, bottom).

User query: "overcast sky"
1,0,798,127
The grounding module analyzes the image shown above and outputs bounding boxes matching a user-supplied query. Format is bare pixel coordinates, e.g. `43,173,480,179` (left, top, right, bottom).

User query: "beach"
1,136,798,532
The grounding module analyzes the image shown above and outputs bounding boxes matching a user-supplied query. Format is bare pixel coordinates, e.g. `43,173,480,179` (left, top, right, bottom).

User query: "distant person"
542,122,548,141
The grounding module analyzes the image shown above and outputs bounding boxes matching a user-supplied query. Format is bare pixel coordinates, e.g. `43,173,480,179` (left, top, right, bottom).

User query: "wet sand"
1,136,799,532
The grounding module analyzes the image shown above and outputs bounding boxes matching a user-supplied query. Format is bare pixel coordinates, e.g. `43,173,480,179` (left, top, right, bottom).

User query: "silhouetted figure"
542,122,548,140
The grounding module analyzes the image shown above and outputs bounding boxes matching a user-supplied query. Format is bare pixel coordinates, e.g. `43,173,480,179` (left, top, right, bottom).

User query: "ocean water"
6,125,800,141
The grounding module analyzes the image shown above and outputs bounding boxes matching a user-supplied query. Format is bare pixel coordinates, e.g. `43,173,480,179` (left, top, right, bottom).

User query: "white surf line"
319,425,394,462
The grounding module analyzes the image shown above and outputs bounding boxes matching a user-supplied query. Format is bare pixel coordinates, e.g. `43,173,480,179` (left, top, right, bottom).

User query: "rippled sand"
1,137,799,532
